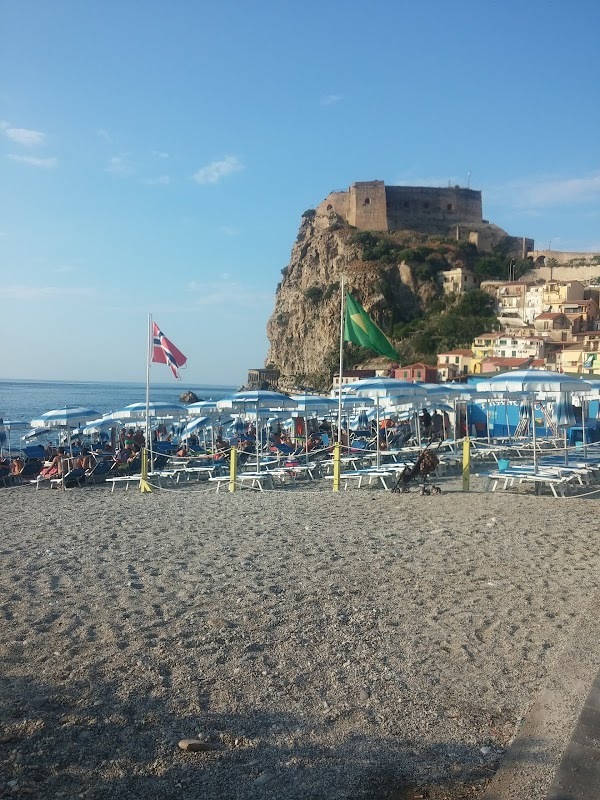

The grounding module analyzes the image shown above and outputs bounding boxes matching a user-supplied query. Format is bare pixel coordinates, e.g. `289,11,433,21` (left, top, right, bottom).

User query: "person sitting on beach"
39,448,67,479
75,450,96,472
176,443,189,458
124,430,135,448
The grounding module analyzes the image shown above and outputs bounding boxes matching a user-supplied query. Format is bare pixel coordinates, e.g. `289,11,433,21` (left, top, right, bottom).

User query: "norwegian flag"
151,322,187,379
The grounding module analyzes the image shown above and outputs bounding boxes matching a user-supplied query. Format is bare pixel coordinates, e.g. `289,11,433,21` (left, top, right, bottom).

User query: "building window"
364,197,371,205
512,351,516,357
445,357,449,364
455,357,460,364
416,372,422,378
447,203,454,211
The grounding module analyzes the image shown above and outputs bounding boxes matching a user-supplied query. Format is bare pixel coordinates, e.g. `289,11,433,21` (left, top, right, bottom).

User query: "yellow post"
139,447,153,493
332,441,341,492
462,436,470,492
228,446,237,493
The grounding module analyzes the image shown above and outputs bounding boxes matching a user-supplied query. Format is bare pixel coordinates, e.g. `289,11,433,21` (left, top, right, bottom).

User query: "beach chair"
85,459,113,484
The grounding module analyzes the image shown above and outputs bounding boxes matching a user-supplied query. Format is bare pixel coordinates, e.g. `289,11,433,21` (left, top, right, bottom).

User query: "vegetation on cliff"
266,216,530,391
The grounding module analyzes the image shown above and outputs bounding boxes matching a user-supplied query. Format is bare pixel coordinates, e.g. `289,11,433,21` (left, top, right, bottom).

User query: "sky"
1,0,600,385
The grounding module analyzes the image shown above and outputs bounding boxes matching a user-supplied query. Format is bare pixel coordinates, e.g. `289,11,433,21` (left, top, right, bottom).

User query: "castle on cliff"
317,180,533,258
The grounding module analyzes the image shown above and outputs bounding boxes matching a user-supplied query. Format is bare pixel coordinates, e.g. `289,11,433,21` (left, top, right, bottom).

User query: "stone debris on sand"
1,476,599,799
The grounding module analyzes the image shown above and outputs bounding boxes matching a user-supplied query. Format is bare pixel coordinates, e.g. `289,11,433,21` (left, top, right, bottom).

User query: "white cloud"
152,150,169,159
106,155,132,175
143,174,170,185
3,126,45,146
320,93,342,106
0,285,92,300
187,275,271,307
7,154,57,168
97,128,112,143
192,155,243,185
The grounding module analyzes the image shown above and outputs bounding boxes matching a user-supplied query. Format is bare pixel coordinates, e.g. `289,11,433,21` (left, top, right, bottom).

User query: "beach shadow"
0,674,553,800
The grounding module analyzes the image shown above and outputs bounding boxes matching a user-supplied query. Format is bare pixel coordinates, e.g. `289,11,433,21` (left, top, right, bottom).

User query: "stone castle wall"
524,250,600,283
317,180,482,233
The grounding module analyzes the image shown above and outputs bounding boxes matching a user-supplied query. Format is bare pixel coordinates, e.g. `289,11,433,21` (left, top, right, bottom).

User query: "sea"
0,379,236,450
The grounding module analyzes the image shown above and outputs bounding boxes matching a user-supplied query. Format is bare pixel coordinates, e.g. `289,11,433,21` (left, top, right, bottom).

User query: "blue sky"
1,0,599,385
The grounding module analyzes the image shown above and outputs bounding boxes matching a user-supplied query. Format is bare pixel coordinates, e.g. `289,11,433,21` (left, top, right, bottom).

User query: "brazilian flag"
344,293,399,360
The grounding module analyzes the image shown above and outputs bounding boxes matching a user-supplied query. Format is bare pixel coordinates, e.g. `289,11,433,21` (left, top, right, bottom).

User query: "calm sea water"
0,379,236,448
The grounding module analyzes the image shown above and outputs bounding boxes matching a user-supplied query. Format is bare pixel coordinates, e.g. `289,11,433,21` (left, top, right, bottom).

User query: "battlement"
317,180,483,233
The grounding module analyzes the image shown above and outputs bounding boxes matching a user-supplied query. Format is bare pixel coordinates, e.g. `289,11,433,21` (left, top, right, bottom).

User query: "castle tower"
348,181,388,231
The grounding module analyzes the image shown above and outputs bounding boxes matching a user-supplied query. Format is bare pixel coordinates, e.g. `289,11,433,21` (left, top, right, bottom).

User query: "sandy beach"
2,476,600,799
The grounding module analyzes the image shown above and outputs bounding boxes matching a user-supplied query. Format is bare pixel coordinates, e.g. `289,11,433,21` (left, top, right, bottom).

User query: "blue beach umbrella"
30,406,101,455
217,390,298,466
477,371,592,471
111,401,187,419
30,406,100,428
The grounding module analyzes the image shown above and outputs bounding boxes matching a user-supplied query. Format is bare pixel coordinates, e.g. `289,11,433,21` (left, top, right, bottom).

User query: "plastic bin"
497,458,510,472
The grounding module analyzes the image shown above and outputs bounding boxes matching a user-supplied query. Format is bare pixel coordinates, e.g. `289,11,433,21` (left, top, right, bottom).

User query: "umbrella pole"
532,394,538,474
256,408,260,470
305,414,309,465
582,397,588,458
487,399,491,444
376,396,380,469
505,400,511,443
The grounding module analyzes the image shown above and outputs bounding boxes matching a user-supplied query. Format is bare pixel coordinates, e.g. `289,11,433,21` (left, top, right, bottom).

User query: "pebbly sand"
2,476,600,799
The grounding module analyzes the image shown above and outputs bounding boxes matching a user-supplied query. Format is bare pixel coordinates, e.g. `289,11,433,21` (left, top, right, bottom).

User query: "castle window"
447,203,454,211
327,204,333,211
364,197,371,205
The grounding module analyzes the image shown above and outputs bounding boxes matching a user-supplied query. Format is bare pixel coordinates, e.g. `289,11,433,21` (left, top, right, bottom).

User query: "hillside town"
318,271,600,391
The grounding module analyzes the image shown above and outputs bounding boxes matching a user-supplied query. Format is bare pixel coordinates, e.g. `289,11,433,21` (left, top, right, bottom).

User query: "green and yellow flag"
344,292,399,360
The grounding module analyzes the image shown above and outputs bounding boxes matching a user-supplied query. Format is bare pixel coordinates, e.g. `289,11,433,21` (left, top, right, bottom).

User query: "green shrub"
302,209,316,218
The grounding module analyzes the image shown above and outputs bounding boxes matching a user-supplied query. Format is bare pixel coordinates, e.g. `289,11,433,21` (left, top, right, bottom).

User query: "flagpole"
337,274,345,445
145,313,152,452
139,313,153,493
333,275,346,493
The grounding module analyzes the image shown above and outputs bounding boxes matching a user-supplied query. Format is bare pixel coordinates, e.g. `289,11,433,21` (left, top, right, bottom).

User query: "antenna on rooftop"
467,171,471,189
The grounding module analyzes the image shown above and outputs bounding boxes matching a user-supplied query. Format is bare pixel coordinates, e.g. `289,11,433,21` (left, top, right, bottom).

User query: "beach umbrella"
30,407,100,455
30,406,100,428
111,401,187,419
553,395,576,429
217,390,298,467
290,395,338,463
180,416,210,436
355,408,370,431
344,377,427,399
476,371,592,471
553,394,577,465
81,417,123,434
349,382,427,467
1,420,29,457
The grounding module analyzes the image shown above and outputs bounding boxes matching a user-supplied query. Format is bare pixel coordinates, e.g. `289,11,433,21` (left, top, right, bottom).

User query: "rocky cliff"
265,212,452,391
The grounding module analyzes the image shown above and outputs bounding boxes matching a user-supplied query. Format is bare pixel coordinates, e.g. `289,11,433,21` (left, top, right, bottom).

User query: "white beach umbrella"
217,390,298,466
30,406,100,428
29,407,101,455
111,401,188,419
476,371,592,469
